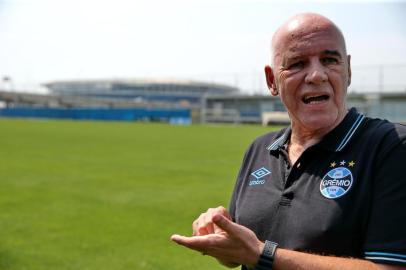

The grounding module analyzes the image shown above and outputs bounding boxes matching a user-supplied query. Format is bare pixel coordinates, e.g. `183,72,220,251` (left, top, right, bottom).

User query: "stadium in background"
1,77,406,124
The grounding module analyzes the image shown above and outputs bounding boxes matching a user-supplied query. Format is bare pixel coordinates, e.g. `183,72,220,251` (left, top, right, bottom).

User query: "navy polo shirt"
229,108,406,267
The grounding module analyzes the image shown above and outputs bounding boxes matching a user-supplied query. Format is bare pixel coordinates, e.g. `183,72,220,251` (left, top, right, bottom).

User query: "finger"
216,206,230,217
202,211,215,234
213,223,224,234
195,218,215,236
170,234,210,252
212,214,240,236
205,222,215,234
192,220,199,236
193,213,209,236
213,208,231,234
198,226,209,236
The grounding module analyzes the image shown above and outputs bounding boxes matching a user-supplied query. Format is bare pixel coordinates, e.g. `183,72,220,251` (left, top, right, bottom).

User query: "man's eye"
288,61,304,69
321,57,338,64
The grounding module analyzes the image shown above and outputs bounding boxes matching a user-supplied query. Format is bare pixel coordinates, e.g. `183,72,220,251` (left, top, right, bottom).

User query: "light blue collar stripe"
365,252,406,259
365,256,406,264
339,115,365,151
267,134,286,150
336,114,363,151
336,114,365,151
266,136,283,150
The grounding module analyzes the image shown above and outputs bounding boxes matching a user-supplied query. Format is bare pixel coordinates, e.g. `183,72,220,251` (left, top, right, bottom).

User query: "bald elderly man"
171,13,406,270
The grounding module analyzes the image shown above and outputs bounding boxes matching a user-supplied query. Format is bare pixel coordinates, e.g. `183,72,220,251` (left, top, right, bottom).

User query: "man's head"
265,13,351,133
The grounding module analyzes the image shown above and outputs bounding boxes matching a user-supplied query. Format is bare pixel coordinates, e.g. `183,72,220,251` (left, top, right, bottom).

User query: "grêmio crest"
320,160,355,199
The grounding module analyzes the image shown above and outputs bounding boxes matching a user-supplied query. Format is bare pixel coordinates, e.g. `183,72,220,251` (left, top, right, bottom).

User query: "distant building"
203,92,406,124
2,79,406,124
43,79,239,105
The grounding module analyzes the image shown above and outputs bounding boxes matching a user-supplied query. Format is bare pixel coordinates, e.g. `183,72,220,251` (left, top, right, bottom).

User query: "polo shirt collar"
318,108,365,152
266,108,365,153
266,127,291,152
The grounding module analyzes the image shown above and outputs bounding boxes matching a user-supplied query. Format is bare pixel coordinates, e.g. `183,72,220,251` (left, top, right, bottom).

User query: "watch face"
264,240,278,258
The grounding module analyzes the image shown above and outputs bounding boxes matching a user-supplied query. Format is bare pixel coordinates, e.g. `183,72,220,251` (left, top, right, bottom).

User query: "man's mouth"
302,95,329,104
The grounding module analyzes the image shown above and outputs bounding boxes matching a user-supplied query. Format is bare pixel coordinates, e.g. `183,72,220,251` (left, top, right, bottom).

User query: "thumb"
212,214,240,236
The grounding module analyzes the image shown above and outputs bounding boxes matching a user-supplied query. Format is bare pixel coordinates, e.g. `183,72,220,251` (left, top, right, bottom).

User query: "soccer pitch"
0,118,278,270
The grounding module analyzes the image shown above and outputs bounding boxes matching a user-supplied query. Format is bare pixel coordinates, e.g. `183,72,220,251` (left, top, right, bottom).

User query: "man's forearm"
273,248,404,270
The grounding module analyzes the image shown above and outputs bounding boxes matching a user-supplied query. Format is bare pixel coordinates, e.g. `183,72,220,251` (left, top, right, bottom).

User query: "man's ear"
264,65,278,96
347,55,352,86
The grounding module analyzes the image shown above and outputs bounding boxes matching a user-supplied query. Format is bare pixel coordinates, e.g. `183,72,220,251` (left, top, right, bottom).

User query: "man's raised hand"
171,209,264,268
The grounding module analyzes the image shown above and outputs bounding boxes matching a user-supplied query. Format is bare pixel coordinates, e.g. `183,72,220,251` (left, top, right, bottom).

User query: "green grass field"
0,118,278,270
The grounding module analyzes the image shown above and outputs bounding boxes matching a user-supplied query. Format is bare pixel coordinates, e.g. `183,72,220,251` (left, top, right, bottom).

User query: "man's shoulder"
362,116,406,140
360,116,406,156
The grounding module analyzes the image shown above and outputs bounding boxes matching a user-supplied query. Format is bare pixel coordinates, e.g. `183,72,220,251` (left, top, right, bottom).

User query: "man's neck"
287,130,324,165
287,114,347,164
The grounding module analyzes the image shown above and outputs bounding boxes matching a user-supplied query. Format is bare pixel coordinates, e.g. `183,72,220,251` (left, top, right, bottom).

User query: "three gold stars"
330,160,355,167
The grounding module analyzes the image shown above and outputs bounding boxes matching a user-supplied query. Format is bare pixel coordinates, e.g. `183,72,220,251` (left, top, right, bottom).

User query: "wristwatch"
254,240,278,270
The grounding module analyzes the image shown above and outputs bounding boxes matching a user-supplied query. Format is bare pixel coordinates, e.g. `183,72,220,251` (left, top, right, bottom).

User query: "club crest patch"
320,166,353,199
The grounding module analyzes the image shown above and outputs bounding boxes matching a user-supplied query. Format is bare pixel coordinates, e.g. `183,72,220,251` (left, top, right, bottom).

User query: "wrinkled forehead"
272,17,347,64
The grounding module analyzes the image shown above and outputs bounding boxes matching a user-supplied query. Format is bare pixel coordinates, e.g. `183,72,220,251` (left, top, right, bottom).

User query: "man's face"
270,23,351,132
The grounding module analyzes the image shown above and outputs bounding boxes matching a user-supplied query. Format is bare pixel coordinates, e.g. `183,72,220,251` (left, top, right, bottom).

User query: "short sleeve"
229,144,252,222
363,134,406,266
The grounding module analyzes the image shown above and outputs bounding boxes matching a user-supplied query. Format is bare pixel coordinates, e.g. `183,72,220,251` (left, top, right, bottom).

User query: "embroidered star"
340,160,346,166
330,162,336,167
348,161,355,167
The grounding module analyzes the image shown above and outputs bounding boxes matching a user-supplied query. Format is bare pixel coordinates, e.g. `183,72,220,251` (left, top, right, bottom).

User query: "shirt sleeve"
229,141,254,222
363,131,406,266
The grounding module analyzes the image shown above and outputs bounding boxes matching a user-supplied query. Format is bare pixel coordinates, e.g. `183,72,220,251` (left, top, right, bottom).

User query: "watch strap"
254,240,278,270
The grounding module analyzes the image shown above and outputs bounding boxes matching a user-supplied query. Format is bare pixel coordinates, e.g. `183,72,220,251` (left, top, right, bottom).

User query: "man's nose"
305,60,328,84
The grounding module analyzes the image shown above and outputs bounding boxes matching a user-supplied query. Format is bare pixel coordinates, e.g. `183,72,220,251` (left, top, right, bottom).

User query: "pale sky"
0,0,405,94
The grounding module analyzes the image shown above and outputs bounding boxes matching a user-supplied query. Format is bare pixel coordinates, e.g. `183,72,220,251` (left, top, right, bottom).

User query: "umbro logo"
251,167,271,179
249,167,271,186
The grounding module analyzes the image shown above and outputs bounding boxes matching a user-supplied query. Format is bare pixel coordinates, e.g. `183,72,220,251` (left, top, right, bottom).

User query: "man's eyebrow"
281,55,302,66
324,50,342,58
